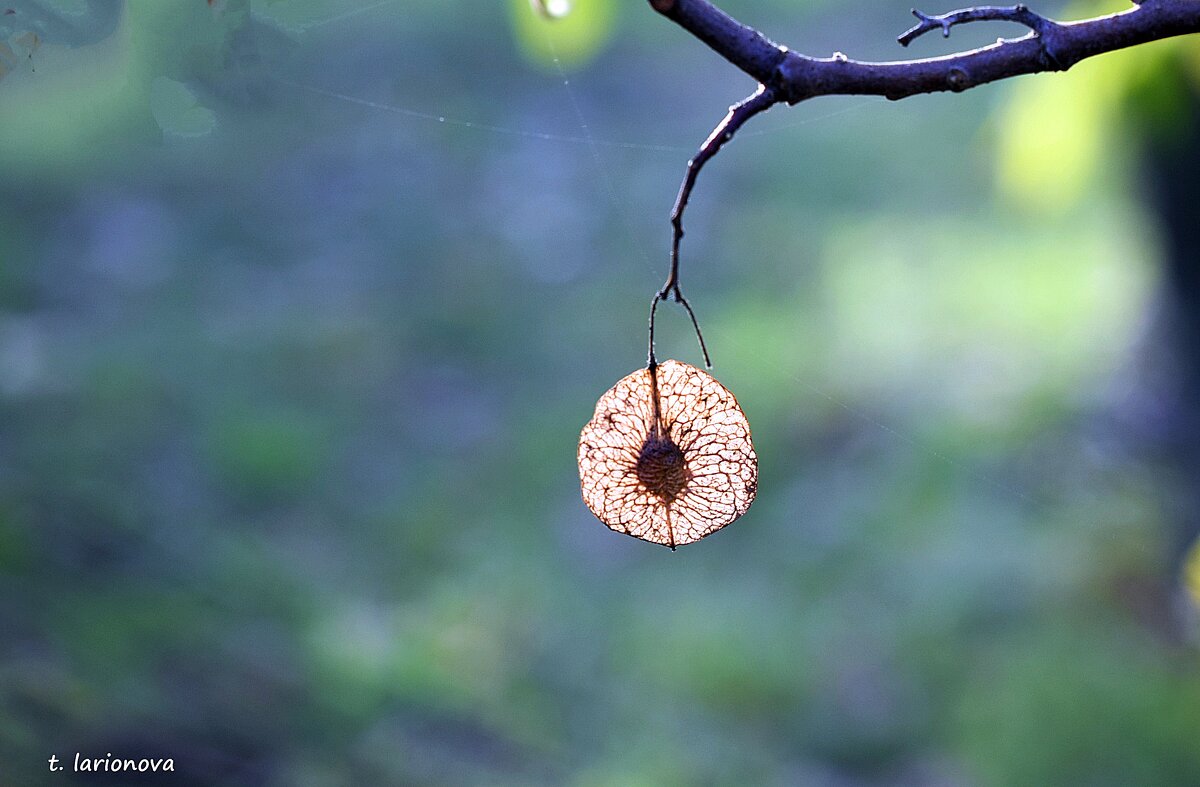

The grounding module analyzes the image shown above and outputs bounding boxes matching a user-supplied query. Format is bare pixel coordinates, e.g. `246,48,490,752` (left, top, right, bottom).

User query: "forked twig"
645,0,1200,368
899,4,1058,47
648,85,779,369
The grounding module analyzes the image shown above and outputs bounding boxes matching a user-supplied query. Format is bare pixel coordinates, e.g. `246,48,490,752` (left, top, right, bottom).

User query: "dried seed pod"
578,359,757,548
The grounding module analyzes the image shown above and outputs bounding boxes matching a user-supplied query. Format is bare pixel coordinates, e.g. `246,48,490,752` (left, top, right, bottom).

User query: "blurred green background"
3,0,1200,784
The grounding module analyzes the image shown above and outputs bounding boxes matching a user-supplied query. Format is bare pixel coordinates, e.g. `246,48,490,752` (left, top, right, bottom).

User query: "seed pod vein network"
578,359,757,549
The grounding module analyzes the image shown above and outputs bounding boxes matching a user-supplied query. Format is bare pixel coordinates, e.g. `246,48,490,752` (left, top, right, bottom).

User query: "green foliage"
1187,540,1200,608
0,0,249,172
996,0,1200,211
207,411,329,498
507,0,619,69
955,626,1200,786
1,0,1197,784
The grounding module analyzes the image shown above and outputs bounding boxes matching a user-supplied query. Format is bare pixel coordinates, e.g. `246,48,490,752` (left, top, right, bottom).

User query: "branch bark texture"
643,0,1200,368
651,0,1200,104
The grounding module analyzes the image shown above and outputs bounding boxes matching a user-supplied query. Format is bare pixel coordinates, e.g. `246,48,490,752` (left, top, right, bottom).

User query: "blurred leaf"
994,47,1120,213
149,75,216,137
0,0,119,47
819,208,1150,419
0,7,139,173
0,0,249,173
130,0,250,80
0,33,36,84
508,0,617,69
995,0,1200,212
1186,538,1200,609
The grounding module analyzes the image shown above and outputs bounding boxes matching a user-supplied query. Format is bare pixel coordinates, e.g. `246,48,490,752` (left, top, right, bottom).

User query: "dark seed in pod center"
635,434,689,502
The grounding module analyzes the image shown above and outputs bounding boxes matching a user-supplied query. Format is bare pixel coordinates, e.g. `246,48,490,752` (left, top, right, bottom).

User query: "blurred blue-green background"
3,0,1200,784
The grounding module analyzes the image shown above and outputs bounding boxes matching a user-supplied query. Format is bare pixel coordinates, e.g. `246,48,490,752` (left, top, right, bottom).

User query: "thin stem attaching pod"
645,0,1200,369
647,84,780,369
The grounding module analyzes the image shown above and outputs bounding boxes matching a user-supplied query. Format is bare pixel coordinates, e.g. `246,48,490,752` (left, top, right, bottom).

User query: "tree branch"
652,0,1200,104
643,0,1200,366
897,4,1057,48
647,0,788,86
648,84,777,369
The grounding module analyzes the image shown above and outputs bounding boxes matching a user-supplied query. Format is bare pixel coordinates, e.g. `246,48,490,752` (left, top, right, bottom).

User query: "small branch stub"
898,4,1058,47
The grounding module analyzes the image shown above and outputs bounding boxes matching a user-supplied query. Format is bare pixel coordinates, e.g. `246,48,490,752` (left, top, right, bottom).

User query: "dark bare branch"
898,4,1056,47
648,85,777,369
649,0,1200,104
644,0,1200,367
648,0,788,86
